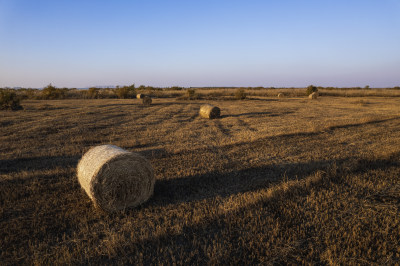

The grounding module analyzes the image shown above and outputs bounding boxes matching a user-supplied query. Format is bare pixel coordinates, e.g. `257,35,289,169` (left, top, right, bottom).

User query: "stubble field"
1,96,400,264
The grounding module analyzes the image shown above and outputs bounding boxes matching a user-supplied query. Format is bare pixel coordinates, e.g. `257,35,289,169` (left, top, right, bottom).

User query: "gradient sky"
1,0,400,88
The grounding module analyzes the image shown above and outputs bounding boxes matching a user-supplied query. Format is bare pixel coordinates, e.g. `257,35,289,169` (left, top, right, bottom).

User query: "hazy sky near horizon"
1,0,400,88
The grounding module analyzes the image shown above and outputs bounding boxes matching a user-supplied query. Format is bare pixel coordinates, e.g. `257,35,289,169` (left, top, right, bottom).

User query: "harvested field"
1,97,400,264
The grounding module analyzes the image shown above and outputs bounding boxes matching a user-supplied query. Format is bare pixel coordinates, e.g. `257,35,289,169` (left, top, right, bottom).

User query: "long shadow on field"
146,102,200,106
0,155,80,175
247,97,281,102
95,173,327,264
2,116,397,176
326,116,400,130
149,150,400,207
100,153,400,265
0,146,168,175
93,103,137,108
151,160,330,207
92,102,193,109
142,115,400,162
135,176,325,264
221,110,295,118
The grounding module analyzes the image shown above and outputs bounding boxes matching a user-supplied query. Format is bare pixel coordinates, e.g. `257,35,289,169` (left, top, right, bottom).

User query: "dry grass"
191,88,400,98
142,96,152,105
1,96,400,264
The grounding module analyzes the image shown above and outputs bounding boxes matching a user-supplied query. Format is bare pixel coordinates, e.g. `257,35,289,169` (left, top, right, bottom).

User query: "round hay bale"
142,96,152,105
199,104,220,119
77,145,155,212
277,93,284,98
309,92,318,99
136,93,145,99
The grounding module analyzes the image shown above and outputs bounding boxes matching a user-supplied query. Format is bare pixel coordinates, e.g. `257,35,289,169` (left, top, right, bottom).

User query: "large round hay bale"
199,104,220,119
309,92,318,99
142,96,152,105
277,93,284,98
77,145,155,212
136,93,145,99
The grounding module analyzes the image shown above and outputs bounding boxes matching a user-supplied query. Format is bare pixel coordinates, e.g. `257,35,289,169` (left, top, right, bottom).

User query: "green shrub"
306,85,318,96
88,87,100,99
24,89,37,99
235,88,247,100
0,90,23,110
170,86,183,90
15,88,38,100
115,86,135,99
137,85,162,91
41,84,66,99
176,89,199,100
186,89,196,98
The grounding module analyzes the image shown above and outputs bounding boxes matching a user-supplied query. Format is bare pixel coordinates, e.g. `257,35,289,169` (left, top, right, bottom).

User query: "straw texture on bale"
77,145,155,212
136,94,145,99
142,96,152,105
199,104,220,119
309,92,318,99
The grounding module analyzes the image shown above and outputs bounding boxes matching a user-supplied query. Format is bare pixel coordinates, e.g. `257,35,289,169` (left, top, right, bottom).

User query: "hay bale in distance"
199,104,220,119
277,93,284,98
136,93,145,99
309,92,318,99
77,145,155,212
142,96,152,105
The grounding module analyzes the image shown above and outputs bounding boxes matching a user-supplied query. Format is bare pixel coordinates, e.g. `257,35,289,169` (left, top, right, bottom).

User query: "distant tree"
42,84,65,99
306,85,318,96
235,88,247,100
0,89,22,110
186,89,196,99
25,88,36,99
115,85,135,99
88,87,100,99
145,86,155,91
170,86,183,90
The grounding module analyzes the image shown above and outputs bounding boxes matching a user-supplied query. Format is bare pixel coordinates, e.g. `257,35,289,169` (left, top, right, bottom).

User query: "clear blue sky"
1,0,400,88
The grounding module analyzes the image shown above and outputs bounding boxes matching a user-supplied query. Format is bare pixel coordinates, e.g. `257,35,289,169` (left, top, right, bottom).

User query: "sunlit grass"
1,97,399,264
